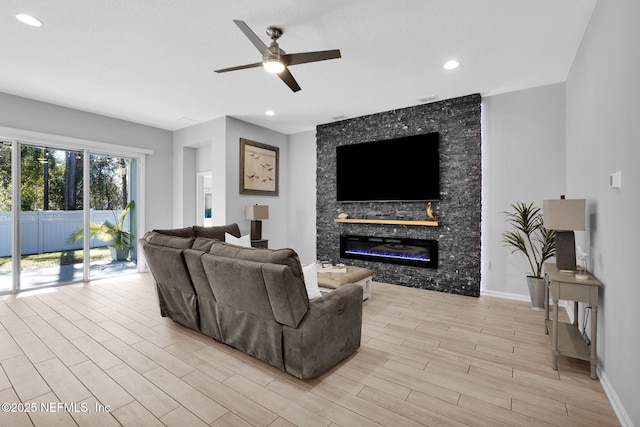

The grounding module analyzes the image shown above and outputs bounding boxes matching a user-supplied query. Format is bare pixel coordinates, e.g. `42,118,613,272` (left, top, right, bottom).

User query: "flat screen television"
336,132,440,202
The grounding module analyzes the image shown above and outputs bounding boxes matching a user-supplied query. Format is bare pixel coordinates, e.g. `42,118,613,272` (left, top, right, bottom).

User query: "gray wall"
287,130,318,264
172,116,226,227
316,94,481,297
0,92,174,231
481,83,566,298
173,116,291,250
565,0,639,424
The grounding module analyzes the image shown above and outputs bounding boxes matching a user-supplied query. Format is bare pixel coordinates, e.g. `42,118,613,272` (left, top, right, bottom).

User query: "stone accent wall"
316,94,481,297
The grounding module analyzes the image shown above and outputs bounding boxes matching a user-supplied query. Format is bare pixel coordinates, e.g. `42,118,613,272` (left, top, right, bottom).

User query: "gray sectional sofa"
139,224,363,379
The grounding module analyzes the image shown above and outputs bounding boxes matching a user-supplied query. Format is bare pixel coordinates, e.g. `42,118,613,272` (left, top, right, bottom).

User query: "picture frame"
239,138,279,196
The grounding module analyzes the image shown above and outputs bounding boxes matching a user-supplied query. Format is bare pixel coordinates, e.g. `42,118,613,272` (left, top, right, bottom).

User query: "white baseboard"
597,368,633,427
479,289,531,302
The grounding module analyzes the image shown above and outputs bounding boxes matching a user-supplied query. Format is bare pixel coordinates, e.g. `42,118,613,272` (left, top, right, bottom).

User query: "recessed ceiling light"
265,110,275,116
16,13,42,27
444,60,460,70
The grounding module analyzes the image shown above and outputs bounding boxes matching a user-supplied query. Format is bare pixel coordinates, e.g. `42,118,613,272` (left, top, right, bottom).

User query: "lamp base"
250,220,262,241
555,231,576,271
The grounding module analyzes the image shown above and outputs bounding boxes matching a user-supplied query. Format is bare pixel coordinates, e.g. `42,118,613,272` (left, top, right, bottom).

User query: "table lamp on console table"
543,196,586,272
245,204,269,240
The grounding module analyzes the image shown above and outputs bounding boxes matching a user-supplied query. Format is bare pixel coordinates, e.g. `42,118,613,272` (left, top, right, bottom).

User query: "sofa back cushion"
192,237,218,251
208,242,309,308
143,231,195,249
261,263,308,328
202,255,285,370
183,248,222,340
152,227,195,238
194,223,241,240
204,256,275,316
141,243,198,330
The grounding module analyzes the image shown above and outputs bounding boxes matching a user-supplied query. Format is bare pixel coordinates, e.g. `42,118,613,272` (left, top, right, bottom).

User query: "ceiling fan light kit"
263,57,285,74
214,20,341,92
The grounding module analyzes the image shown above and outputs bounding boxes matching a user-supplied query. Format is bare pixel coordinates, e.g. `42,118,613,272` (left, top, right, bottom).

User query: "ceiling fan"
214,20,341,92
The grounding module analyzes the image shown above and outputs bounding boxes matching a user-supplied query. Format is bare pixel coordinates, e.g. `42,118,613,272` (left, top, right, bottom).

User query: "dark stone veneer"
316,94,481,297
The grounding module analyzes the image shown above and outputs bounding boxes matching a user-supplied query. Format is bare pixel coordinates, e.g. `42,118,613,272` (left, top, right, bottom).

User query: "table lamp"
543,197,586,271
245,204,269,240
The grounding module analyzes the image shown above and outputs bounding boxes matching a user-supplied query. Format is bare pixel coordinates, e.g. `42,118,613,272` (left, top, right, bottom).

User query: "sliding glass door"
19,145,84,289
0,141,12,293
88,154,137,280
0,139,140,294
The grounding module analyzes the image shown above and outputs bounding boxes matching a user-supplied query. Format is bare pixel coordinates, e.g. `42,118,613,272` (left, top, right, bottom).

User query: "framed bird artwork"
240,138,279,196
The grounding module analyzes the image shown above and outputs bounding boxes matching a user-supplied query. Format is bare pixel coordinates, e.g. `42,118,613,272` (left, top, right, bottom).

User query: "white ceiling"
1,0,597,135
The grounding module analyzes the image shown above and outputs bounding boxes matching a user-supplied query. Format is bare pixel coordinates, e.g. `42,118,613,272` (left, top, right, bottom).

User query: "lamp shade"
245,205,269,220
543,199,586,231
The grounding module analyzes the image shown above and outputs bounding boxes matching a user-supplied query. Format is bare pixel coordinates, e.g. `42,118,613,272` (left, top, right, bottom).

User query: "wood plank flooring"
0,273,620,426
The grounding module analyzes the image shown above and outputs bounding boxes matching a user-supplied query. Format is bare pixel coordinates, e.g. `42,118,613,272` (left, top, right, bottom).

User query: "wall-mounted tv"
336,132,440,202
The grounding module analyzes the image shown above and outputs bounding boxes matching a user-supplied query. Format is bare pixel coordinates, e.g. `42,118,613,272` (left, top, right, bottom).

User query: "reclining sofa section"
140,224,363,380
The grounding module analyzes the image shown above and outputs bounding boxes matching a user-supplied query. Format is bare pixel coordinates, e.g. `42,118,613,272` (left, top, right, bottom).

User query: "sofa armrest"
308,283,363,319
282,283,362,379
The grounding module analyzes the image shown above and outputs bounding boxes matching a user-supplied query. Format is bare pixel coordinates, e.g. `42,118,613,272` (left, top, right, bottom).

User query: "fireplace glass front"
340,235,438,268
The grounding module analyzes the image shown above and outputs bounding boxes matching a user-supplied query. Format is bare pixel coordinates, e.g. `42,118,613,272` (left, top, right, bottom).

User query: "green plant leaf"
67,200,135,250
502,202,556,278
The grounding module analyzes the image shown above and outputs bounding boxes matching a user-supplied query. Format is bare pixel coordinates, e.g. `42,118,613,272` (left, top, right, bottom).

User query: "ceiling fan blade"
278,68,301,92
214,62,263,73
233,20,271,56
284,49,341,66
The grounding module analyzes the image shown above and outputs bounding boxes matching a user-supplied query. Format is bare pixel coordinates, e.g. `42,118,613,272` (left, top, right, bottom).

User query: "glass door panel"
0,141,12,293
89,154,137,279
19,145,84,290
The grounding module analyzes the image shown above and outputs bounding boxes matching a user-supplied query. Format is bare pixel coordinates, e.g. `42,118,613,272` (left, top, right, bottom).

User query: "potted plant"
68,200,135,261
502,202,556,310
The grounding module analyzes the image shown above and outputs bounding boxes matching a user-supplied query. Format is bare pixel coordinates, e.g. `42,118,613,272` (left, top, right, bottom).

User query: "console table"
544,262,601,379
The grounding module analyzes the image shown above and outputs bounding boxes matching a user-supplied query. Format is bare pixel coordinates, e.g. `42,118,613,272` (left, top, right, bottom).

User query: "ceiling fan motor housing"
264,28,285,72
266,26,283,41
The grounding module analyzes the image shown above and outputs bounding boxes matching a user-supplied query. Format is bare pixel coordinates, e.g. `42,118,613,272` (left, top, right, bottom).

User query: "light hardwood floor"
0,273,620,426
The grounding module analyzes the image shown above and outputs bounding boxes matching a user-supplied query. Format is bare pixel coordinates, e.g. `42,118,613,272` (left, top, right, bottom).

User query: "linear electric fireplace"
340,235,438,268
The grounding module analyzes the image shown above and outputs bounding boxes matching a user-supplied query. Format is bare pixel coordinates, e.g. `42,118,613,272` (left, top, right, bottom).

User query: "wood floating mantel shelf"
333,218,441,226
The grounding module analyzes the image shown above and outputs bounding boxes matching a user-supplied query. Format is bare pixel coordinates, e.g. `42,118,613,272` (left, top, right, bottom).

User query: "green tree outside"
0,145,128,212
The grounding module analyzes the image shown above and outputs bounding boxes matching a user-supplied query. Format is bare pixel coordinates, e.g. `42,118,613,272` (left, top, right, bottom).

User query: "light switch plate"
609,171,622,189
